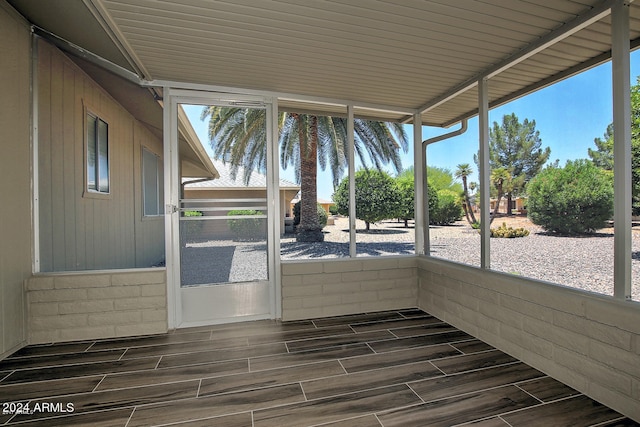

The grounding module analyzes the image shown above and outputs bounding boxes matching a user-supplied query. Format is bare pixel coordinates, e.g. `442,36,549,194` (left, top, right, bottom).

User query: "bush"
527,160,613,234
490,222,530,238
329,204,338,215
227,209,265,240
430,189,463,225
293,201,328,228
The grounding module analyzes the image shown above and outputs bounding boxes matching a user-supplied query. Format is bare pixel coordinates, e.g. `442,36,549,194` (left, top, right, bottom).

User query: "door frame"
163,88,281,329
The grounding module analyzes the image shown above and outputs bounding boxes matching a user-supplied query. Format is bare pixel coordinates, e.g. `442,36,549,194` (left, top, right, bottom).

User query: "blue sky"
185,50,640,200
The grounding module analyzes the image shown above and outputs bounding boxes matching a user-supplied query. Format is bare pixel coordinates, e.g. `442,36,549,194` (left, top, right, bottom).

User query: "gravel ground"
282,216,640,301
182,216,640,300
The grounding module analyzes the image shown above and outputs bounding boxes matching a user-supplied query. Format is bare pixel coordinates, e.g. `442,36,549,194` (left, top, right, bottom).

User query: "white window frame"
85,109,110,196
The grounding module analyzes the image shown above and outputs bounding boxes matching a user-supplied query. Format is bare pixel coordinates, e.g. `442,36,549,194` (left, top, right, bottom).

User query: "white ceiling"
9,0,640,126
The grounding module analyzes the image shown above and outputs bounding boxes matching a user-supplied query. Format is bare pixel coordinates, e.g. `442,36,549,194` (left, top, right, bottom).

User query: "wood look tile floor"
0,309,637,427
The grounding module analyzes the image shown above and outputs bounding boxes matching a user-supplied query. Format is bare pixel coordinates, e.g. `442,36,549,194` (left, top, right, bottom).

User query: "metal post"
348,105,356,257
479,78,491,269
612,0,632,300
414,112,426,255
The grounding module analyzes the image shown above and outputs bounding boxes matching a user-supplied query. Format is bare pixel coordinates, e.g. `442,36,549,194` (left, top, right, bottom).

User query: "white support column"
478,78,491,269
348,105,356,257
414,113,426,255
612,0,632,300
266,99,282,317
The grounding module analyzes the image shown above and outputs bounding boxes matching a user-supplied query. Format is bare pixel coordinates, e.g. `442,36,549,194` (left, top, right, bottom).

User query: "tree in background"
454,163,477,225
334,170,400,231
527,160,613,234
426,166,463,194
588,77,640,215
202,107,408,242
395,167,438,228
475,113,551,215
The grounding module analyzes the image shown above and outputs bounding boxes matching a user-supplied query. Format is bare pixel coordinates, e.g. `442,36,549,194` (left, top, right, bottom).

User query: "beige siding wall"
417,256,640,422
26,269,167,344
0,4,30,358
281,257,417,320
37,39,164,272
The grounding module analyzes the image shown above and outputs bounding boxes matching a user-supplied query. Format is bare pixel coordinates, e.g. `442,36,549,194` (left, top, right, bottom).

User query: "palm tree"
201,107,408,242
490,167,511,224
455,163,477,225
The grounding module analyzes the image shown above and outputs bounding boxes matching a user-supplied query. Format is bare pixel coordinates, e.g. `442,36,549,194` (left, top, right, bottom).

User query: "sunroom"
1,0,640,424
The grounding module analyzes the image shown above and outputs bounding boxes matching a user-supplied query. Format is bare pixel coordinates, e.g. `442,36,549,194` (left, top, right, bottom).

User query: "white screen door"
164,90,279,328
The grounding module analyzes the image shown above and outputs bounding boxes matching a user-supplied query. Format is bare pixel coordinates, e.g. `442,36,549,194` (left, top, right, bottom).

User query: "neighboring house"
183,159,300,236
489,196,527,214
290,194,335,216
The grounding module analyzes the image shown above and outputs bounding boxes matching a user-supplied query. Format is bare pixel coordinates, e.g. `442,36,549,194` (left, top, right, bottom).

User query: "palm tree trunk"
296,115,324,242
490,180,504,225
462,177,478,224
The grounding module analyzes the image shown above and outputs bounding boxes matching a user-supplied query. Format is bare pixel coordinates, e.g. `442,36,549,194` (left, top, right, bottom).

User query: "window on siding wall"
87,112,109,193
142,147,164,216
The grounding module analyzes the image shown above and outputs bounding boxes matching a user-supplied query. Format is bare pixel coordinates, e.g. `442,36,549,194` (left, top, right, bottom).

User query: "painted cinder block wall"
26,270,167,344
416,256,640,422
281,257,417,321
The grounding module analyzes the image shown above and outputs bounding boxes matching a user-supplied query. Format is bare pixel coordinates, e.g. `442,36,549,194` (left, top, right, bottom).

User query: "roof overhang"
8,0,640,127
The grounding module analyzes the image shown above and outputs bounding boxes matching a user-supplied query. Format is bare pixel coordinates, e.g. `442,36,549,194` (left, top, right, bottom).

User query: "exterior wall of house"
281,257,417,320
26,269,167,344
417,256,640,422
36,38,164,272
0,4,31,359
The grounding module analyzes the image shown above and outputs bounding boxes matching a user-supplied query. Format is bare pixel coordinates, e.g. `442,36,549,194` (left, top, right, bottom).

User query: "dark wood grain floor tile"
450,339,496,354
199,360,344,396
377,385,539,427
7,342,94,359
302,361,442,400
0,356,160,384
318,414,383,426
157,342,287,369
459,417,510,426
208,319,317,341
167,412,253,426
249,343,373,371
4,408,133,426
596,417,640,426
430,350,518,374
127,383,305,427
0,375,103,401
390,322,459,338
516,376,580,402
410,362,545,402
247,325,355,346
368,330,473,353
286,330,395,352
96,359,248,391
312,312,404,328
0,349,126,371
10,380,199,422
253,384,421,427
121,336,249,359
339,344,461,374
397,309,429,318
88,331,213,351
501,395,623,426
350,316,441,333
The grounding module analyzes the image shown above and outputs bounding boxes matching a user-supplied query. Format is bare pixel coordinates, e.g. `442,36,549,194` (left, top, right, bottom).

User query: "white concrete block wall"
416,256,640,422
281,257,417,321
26,269,167,344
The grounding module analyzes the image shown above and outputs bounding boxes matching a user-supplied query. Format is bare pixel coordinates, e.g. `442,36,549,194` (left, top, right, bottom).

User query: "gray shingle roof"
184,158,299,189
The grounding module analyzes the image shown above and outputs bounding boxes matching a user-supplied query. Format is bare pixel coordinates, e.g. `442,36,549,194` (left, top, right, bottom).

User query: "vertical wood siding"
37,39,164,272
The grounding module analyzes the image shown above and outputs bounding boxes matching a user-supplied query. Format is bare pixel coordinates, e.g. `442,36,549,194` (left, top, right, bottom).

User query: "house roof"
7,0,640,127
184,159,299,190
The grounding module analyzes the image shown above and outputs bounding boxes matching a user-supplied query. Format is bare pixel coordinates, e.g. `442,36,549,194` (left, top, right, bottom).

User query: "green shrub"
527,160,613,234
490,222,530,238
227,209,264,240
329,204,338,215
181,210,203,237
293,201,328,228
430,189,463,225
